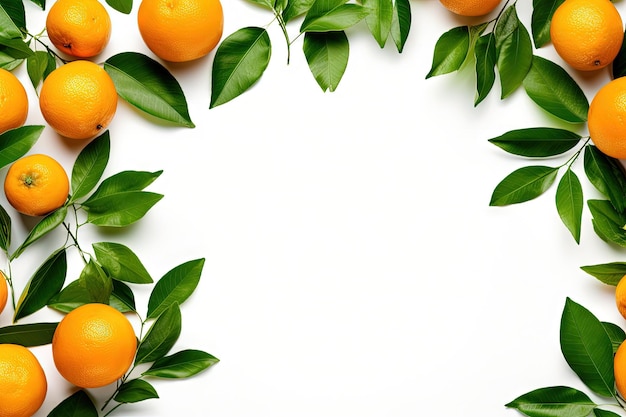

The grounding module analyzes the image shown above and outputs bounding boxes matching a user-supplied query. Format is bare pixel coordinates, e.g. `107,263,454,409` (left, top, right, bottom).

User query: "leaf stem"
273,8,291,64
23,29,69,65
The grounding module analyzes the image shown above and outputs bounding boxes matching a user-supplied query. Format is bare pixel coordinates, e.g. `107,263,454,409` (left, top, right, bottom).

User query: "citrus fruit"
588,77,626,159
4,154,69,217
137,0,224,62
438,0,502,16
0,272,7,315
46,0,112,58
616,341,626,398
0,68,28,135
550,0,623,71
39,60,117,140
52,303,137,388
0,344,47,417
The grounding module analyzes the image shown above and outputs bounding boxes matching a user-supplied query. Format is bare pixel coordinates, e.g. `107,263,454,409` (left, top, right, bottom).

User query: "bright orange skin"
588,77,626,160
4,154,69,217
616,341,626,398
137,0,224,62
46,0,112,58
39,60,117,140
52,303,137,388
0,69,28,135
0,272,7,315
439,0,502,16
550,0,623,71
0,344,47,417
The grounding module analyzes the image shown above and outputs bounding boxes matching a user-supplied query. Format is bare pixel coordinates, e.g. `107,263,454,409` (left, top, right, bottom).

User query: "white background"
2,0,625,416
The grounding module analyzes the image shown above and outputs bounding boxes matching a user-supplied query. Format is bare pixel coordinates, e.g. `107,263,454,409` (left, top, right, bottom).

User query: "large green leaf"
488,127,581,157
136,302,182,364
474,32,496,106
495,4,533,98
114,379,159,403
104,52,194,127
489,165,559,206
283,0,316,22
361,0,393,48
0,125,43,170
11,206,67,260
143,349,219,378
93,241,153,284
530,0,564,48
147,258,204,319
580,262,626,286
505,386,596,417
602,322,626,355
426,26,469,78
83,170,162,203
0,322,58,346
83,191,163,227
555,168,583,243
584,145,626,213
48,390,98,417
303,31,349,92
588,199,626,247
300,0,369,33
210,27,271,108
105,0,132,14
70,131,110,203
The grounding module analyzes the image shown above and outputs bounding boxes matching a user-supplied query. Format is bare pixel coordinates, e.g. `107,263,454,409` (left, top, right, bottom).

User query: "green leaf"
522,55,589,123
530,0,564,48
0,0,24,38
300,0,369,33
143,349,219,378
303,31,349,92
104,52,194,128
14,249,67,322
584,145,626,213
556,169,583,243
495,4,533,98
560,297,615,398
283,0,316,22
0,50,21,71
93,241,153,284
361,0,393,48
0,125,43,170
28,0,44,9
83,170,162,203
474,32,496,106
0,322,58,346
147,258,204,319
69,131,110,203
48,280,94,313
0,204,11,251
245,0,273,9
26,51,49,89
613,29,626,78
580,262,626,286
106,0,132,14
114,379,159,403
11,207,67,260
84,191,163,227
505,386,596,417
602,322,626,355
426,26,469,78
109,279,136,313
390,0,410,53
81,260,113,304
594,409,621,417
588,199,626,247
210,27,271,108
489,165,559,206
48,390,98,417
488,127,581,157
0,38,33,59
136,302,182,365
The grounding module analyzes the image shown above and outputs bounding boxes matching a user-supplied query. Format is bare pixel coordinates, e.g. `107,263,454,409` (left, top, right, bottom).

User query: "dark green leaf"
83,170,162,203
0,125,43,170
93,241,153,284
556,169,583,243
114,379,159,403
0,0,24,38
136,302,182,364
560,297,615,397
109,279,136,313
14,249,66,322
84,191,163,227
143,349,219,378
11,206,67,260
26,51,49,89
0,203,11,251
489,165,559,206
0,322,58,346
588,199,626,247
361,0,393,48
613,29,626,78
495,5,533,98
48,390,98,417
303,31,349,92
81,260,113,304
28,0,44,10
474,32,496,106
104,52,194,127
147,258,204,319
390,0,410,53
523,55,589,123
594,409,621,417
0,38,33,59
283,0,315,22
106,0,132,13
581,262,626,286
48,280,94,313
584,145,626,213
505,386,596,417
210,27,271,108
530,0,564,48
488,127,581,157
70,131,110,203
602,322,626,355
300,0,369,33
426,26,470,78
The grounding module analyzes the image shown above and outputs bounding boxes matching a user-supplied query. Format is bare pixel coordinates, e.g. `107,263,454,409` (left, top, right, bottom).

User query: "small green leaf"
143,349,219,378
84,191,163,227
245,0,273,9
580,262,626,286
495,4,533,98
489,165,559,206
474,32,496,106
602,322,626,355
210,27,271,108
426,26,469,78
14,249,67,322
556,169,583,243
505,386,596,417
26,51,49,89
104,52,194,127
0,125,44,170
300,0,369,33
147,258,204,319
106,0,132,13
560,297,615,398
594,409,621,417
488,127,581,157
136,302,182,365
48,390,98,417
584,145,626,213
0,322,58,346
114,379,159,403
109,279,136,313
530,0,564,48
70,131,110,203
93,241,153,284
303,30,349,92
11,207,67,260
588,199,626,247
361,0,393,48
0,203,11,251
390,0,410,53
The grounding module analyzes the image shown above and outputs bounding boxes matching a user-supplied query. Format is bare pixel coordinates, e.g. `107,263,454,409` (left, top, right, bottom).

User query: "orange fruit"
4,154,69,217
52,303,137,388
588,77,626,159
39,60,117,140
616,341,626,398
617,275,626,320
0,68,28,135
137,0,224,62
550,0,623,71
46,0,112,58
0,344,47,417
439,0,502,16
0,271,7,315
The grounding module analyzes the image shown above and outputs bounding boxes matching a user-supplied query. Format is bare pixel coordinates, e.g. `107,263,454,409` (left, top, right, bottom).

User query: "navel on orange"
439,0,502,17
588,77,626,160
0,344,47,417
0,69,28,135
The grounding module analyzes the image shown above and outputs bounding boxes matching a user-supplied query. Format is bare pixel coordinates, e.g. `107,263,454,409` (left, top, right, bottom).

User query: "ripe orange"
52,303,137,388
588,77,626,159
39,60,117,140
439,0,502,16
0,344,47,417
616,341,626,398
137,0,224,62
4,154,69,217
550,0,623,71
46,0,112,58
0,69,28,135
0,271,7,315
